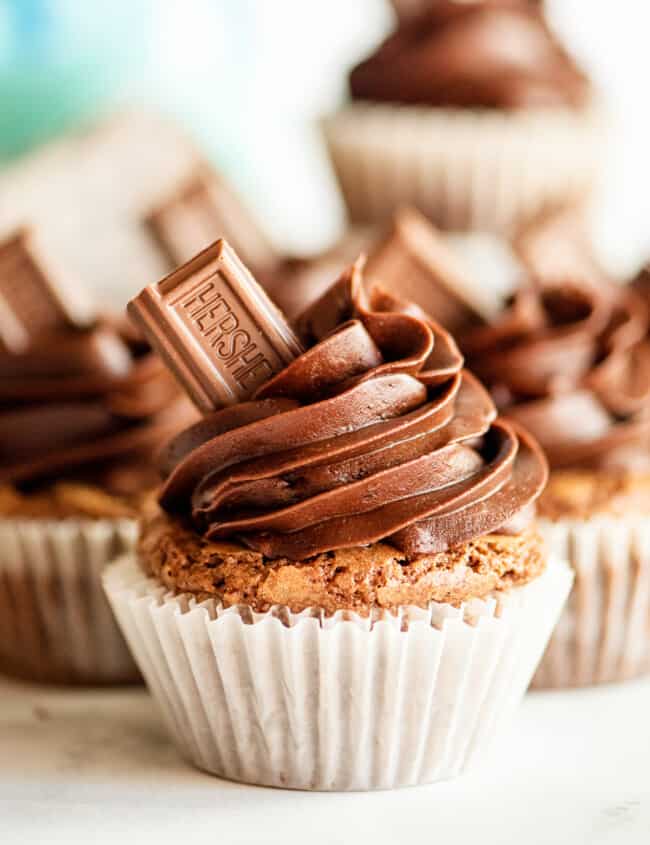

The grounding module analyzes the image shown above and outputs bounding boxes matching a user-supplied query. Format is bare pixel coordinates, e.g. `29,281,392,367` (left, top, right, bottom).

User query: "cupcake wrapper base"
323,104,603,233
534,517,650,689
104,555,572,790
0,519,140,685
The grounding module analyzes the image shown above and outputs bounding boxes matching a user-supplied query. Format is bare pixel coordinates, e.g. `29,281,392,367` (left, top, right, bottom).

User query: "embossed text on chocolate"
128,239,302,411
180,277,274,390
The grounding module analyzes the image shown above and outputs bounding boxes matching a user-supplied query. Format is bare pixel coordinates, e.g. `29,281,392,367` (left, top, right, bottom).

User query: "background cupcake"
460,272,650,688
104,243,571,790
323,0,603,234
0,230,196,684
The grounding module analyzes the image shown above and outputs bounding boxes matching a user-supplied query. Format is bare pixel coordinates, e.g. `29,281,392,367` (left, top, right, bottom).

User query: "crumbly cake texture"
0,482,141,520
138,506,546,615
538,471,650,522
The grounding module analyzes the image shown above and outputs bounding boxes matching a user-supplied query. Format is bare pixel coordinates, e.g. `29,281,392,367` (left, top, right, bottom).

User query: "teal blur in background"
1,0,134,159
0,0,387,252
0,0,253,172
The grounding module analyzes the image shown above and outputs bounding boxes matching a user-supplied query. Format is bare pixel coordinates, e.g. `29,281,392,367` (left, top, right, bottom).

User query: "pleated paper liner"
533,517,650,689
104,554,572,791
0,519,140,685
322,103,603,233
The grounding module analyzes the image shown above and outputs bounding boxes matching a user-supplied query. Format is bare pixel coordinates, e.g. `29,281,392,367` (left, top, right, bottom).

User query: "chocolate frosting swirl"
462,282,650,470
350,0,590,110
0,317,195,494
159,262,547,561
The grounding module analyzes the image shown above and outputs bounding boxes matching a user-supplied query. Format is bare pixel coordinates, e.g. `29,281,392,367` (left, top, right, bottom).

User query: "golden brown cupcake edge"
0,482,142,520
138,504,546,615
538,471,650,522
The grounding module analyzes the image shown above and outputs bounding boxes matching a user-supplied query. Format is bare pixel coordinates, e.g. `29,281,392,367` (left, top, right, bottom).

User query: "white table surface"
1,676,650,845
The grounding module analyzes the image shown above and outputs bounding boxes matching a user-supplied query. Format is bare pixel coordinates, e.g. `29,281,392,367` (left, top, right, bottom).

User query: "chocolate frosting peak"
462,281,650,470
350,0,590,110
0,317,195,493
159,262,547,560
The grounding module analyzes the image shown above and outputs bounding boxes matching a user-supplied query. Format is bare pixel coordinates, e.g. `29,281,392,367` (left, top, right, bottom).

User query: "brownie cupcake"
323,0,602,233
0,231,195,684
104,241,571,790
461,278,650,687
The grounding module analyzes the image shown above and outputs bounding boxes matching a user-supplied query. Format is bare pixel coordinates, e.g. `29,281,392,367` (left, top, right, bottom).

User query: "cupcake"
323,0,602,233
460,278,650,687
0,230,196,684
103,242,571,790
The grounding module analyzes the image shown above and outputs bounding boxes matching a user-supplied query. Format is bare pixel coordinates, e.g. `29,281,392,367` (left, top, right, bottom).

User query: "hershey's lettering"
179,278,274,388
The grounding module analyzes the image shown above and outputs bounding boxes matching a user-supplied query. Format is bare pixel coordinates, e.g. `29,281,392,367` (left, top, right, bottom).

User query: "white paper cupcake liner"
322,103,604,233
533,517,650,689
0,519,140,684
103,554,572,790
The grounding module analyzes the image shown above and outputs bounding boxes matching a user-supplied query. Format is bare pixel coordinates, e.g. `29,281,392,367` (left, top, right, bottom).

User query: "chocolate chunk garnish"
0,229,91,352
365,207,488,333
128,239,303,412
515,205,610,286
145,167,279,276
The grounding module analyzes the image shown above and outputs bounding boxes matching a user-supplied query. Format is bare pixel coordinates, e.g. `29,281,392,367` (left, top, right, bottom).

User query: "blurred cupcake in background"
0,229,196,684
459,240,650,688
323,0,603,233
347,206,650,688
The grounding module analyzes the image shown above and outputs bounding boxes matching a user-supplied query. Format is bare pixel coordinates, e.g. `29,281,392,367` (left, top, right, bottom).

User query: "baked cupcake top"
349,0,590,110
0,313,195,519
139,506,544,613
461,281,650,474
156,260,548,562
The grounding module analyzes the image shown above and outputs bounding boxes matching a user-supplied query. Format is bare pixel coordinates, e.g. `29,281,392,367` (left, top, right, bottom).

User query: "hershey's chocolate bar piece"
365,207,487,333
515,205,609,286
145,167,279,276
0,230,90,352
128,239,303,412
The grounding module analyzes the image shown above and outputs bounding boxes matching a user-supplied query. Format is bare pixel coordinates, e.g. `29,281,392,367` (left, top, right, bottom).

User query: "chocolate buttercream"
0,316,195,495
159,261,547,561
350,0,590,110
462,281,650,470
